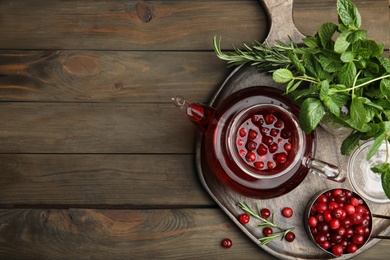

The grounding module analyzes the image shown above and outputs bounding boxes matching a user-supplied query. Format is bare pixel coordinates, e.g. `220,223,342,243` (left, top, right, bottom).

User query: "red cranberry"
328,201,339,211
345,204,356,215
282,207,293,218
332,189,343,197
355,205,368,215
285,231,295,242
275,153,287,164
351,213,363,225
316,202,328,213
274,119,284,128
330,218,340,229
264,114,275,125
264,136,273,146
330,233,342,243
317,222,330,234
315,234,327,244
347,243,358,253
246,151,256,162
317,194,329,204
246,141,257,151
321,241,331,250
221,238,232,248
354,225,365,236
251,115,260,124
239,213,250,224
248,129,258,140
254,161,264,169
239,127,247,137
257,144,268,156
260,127,269,135
332,208,345,219
345,227,354,238
336,226,346,236
267,161,275,169
349,197,359,207
260,208,271,219
308,216,318,227
323,210,332,222
284,143,292,152
269,143,278,153
352,234,365,245
332,244,344,256
263,227,273,237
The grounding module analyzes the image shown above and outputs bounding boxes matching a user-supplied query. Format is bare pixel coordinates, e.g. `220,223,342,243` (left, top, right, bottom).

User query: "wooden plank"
0,0,266,50
0,51,231,103
1,49,389,103
0,154,213,207
0,1,387,51
0,102,197,154
0,208,389,259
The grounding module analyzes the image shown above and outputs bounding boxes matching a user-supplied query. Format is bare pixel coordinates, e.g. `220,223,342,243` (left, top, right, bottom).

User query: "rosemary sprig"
213,36,296,72
238,202,294,245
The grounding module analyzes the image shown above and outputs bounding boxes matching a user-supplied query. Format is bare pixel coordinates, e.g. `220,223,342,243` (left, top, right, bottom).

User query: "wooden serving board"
195,1,390,259
195,63,390,259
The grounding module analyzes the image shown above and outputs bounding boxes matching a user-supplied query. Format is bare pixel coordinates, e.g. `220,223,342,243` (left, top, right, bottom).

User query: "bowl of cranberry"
304,188,373,257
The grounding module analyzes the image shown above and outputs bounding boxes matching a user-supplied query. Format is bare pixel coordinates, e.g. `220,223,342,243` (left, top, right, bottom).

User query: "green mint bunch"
213,0,390,199
272,0,390,198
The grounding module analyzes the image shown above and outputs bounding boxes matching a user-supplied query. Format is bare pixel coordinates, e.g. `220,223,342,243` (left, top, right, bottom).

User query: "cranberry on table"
285,231,295,242
260,208,271,219
282,207,293,218
239,213,250,224
221,238,232,248
263,227,273,237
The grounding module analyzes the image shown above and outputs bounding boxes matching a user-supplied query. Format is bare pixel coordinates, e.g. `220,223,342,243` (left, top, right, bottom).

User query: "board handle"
259,0,305,44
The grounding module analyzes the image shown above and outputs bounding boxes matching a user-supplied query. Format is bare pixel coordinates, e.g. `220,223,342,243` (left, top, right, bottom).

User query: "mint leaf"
378,57,390,73
380,78,390,98
340,51,355,63
288,51,305,75
381,167,390,199
371,162,390,199
334,31,351,53
303,36,319,49
319,80,329,101
349,96,366,130
367,131,387,160
286,80,302,94
299,98,325,133
318,22,337,49
338,62,356,87
346,29,367,43
337,0,361,29
341,131,361,155
319,51,343,73
273,69,293,83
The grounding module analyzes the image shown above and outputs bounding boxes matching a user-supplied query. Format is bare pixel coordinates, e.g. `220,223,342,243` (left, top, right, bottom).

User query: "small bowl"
304,188,373,257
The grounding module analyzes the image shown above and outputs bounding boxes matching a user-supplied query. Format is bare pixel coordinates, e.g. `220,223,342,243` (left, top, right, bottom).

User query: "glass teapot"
173,86,345,199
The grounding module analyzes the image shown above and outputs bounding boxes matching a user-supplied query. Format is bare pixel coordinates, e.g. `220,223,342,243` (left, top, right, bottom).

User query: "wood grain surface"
0,0,389,259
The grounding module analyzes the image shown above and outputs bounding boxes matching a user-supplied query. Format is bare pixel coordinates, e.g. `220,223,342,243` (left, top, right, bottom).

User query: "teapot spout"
172,96,215,134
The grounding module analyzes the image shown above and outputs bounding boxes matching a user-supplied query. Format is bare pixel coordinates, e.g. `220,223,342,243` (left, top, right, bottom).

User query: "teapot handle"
259,0,305,44
307,158,347,182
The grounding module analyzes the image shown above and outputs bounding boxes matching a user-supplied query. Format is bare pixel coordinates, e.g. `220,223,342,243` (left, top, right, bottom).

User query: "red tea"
233,106,297,175
202,86,315,199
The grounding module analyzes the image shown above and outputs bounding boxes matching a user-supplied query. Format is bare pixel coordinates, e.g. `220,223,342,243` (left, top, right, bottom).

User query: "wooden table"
0,0,389,259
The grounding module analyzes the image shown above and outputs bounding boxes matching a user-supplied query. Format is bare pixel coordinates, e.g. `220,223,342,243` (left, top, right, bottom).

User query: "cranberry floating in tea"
172,86,346,199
